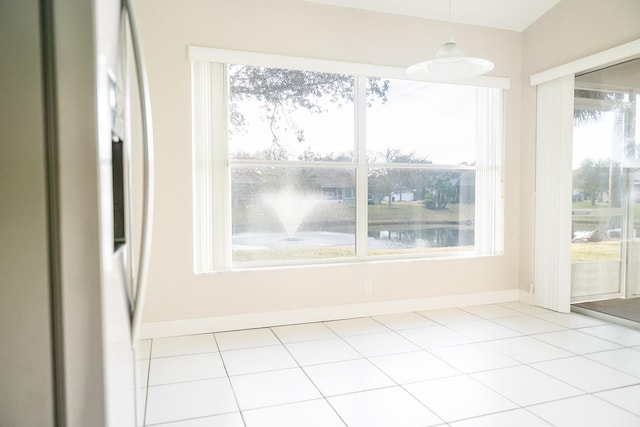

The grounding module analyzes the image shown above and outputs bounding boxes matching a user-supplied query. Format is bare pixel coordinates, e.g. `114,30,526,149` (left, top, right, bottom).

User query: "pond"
232,227,474,250
368,227,475,249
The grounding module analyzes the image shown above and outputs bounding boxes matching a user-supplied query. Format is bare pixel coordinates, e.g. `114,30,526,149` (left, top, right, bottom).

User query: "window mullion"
355,75,368,258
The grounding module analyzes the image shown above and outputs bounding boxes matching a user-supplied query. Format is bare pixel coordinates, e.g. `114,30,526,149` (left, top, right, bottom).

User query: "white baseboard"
139,289,522,339
519,288,534,304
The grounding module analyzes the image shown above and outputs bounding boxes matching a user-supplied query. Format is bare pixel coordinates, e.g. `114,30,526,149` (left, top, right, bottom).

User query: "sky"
573,112,615,169
228,71,639,170
228,77,478,165
573,94,640,170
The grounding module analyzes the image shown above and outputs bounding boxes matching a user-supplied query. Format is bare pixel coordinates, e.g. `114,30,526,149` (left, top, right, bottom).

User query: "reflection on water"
368,227,474,249
232,227,475,252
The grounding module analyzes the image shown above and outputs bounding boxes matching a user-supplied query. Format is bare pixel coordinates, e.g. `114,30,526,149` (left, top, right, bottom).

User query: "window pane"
231,166,356,263
228,64,355,161
368,168,475,255
572,95,625,264
366,78,477,165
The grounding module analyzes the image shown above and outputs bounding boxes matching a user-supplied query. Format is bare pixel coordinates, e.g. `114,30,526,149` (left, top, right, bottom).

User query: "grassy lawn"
235,240,621,263
233,244,475,263
571,241,620,262
367,245,474,256
233,246,355,262
572,200,609,210
368,201,473,226
234,200,474,232
568,201,634,263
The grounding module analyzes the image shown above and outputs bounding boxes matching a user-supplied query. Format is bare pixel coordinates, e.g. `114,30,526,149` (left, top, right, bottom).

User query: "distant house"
321,185,355,203
384,191,416,202
366,191,381,204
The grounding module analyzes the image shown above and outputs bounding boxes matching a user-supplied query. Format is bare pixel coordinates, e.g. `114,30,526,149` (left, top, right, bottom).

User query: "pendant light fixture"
407,0,494,80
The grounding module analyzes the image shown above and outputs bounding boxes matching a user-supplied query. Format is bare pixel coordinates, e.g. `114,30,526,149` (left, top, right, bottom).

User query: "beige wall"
519,0,640,292
137,0,523,324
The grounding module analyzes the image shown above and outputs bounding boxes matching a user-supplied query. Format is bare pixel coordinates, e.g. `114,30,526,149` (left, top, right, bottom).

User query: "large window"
191,49,505,272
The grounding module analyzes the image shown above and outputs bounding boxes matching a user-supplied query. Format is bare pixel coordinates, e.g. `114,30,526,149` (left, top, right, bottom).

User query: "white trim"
188,46,510,89
530,38,640,86
139,289,520,338
191,52,505,272
518,288,534,304
230,158,476,170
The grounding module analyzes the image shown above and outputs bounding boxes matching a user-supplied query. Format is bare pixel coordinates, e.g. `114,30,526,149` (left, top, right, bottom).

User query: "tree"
424,173,457,210
573,89,618,127
297,148,351,162
369,168,404,207
573,158,609,206
574,87,637,209
368,149,432,207
228,65,389,146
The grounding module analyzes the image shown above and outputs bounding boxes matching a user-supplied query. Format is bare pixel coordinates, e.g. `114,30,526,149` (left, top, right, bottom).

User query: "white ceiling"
301,0,562,32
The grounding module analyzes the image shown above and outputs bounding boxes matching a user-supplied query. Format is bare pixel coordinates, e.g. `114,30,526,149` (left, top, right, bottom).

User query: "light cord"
448,0,452,37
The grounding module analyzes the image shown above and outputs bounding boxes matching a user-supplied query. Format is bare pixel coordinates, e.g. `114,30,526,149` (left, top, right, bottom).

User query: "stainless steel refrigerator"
1,0,154,426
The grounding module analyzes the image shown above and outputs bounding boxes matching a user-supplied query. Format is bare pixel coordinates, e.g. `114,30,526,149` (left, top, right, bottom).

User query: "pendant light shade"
407,1,494,80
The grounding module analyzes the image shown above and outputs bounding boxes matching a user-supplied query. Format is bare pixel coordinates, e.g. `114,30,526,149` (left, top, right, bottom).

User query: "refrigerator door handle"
124,0,154,343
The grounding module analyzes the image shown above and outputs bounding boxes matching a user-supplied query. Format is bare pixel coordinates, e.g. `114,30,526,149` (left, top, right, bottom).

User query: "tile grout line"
144,412,241,427
142,305,640,426
272,316,454,424
588,383,640,420
379,310,615,425
269,325,350,427
327,315,452,425
141,339,152,427
381,311,563,425
423,311,593,424
514,352,640,404
212,332,250,427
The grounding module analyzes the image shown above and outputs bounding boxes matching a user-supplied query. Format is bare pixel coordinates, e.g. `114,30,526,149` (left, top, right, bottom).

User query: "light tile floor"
137,302,640,427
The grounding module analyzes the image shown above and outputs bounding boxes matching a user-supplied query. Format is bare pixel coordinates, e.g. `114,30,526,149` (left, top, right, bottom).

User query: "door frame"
531,39,640,312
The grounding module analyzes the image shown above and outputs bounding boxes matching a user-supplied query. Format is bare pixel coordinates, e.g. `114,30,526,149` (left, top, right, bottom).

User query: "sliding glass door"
571,58,640,302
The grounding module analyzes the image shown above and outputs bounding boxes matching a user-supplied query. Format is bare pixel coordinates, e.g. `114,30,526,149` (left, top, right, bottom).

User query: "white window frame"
191,47,508,273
